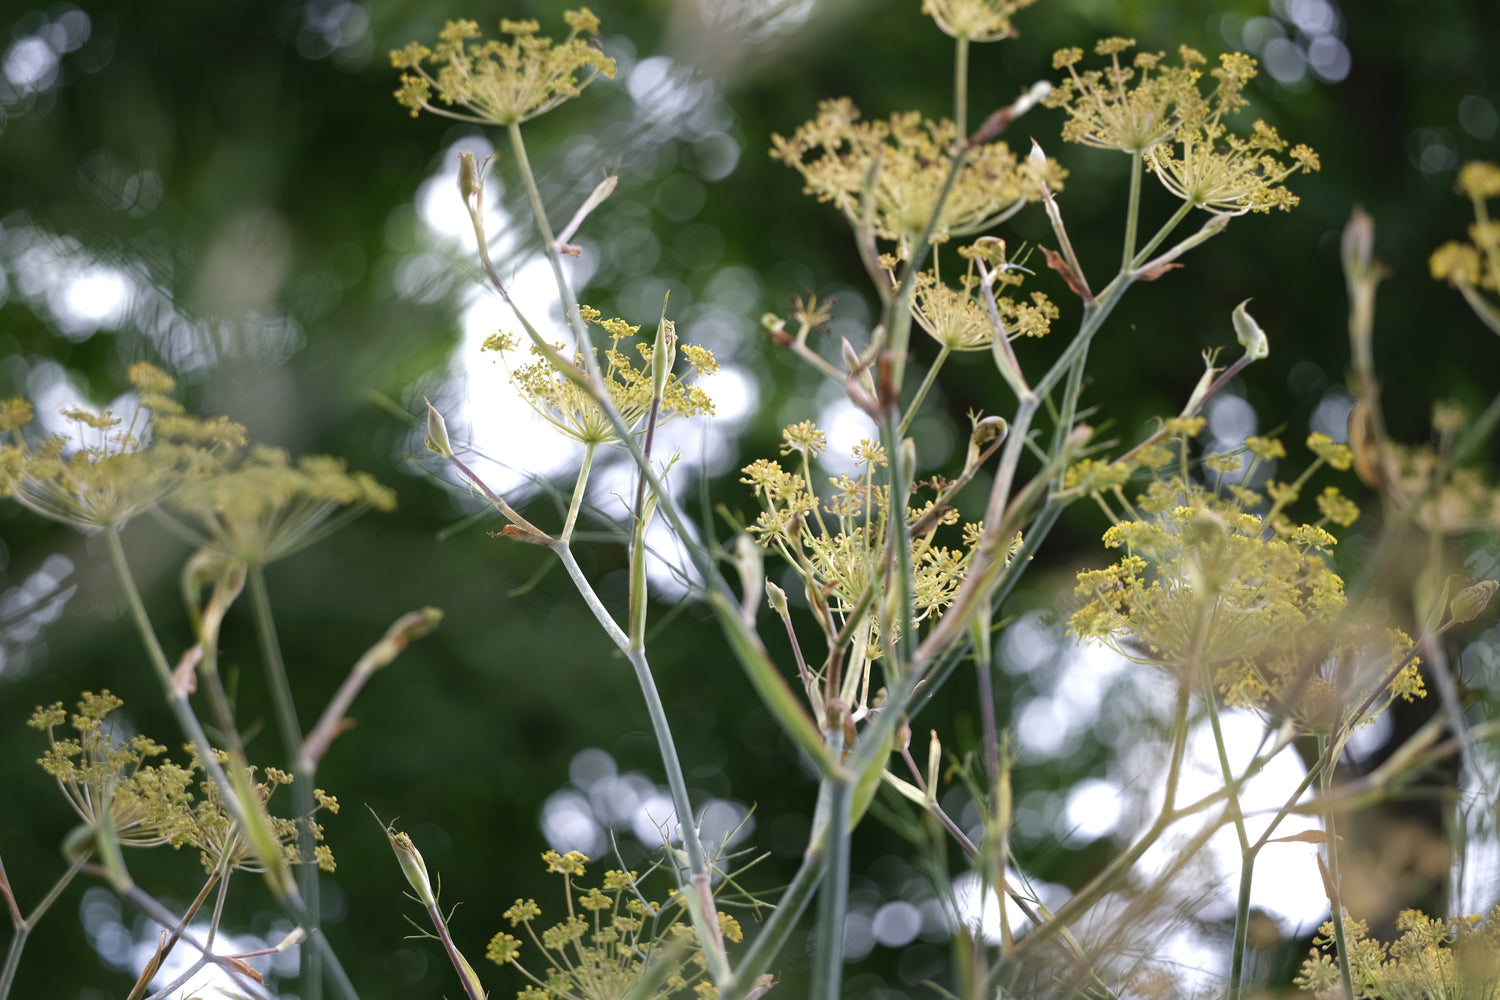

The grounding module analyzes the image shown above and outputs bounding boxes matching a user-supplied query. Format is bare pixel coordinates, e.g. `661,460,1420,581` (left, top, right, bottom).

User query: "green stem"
953,36,970,140
626,650,729,983
506,121,594,369
1319,735,1357,1000
899,344,951,438
727,855,824,999
1121,150,1143,272
104,530,247,868
551,544,726,983
1131,199,1196,270
0,856,86,1000
1202,674,1252,999
105,531,356,998
248,566,322,1000
809,771,851,1000
560,442,595,545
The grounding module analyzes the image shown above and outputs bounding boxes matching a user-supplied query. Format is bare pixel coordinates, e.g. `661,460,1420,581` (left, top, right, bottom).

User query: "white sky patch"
81,887,288,1000
1133,709,1328,931
417,136,506,248
951,871,1067,944
1064,778,1125,844
815,396,879,479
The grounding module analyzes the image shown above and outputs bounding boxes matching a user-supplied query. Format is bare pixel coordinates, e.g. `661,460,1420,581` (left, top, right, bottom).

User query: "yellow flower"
770,98,1063,245
1045,40,1214,154
501,307,716,447
1148,117,1320,214
391,11,615,126
1069,461,1421,729
921,0,1037,42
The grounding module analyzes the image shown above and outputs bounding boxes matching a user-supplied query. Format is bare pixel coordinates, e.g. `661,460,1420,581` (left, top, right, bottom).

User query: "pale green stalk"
1121,150,1144,272
1007,683,1195,961
248,566,323,1000
103,530,249,869
121,884,277,999
809,767,852,1000
0,855,86,1000
106,530,357,998
953,36,970,141
899,344,952,437
503,118,742,987
1318,734,1357,1000
1201,673,1253,1000
560,442,596,544
725,855,823,999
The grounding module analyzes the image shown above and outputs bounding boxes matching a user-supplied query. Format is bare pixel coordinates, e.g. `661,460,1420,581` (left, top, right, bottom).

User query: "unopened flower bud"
841,337,861,373
766,580,789,618
424,400,454,459
1451,580,1498,624
457,152,480,203
1341,207,1374,280
1232,299,1268,361
650,296,676,401
1028,138,1048,172
385,825,437,907
925,730,942,797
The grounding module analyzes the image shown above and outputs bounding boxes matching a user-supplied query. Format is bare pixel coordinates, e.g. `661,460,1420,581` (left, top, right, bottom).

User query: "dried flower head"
184,749,339,875
1430,160,1500,331
1045,40,1318,211
770,98,1064,246
392,11,615,126
30,692,338,873
1148,116,1320,214
745,424,1000,672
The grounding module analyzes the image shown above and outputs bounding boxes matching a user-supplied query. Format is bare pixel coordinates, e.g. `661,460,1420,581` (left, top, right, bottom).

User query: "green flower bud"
385,824,437,907
650,295,676,402
1232,299,1268,361
424,399,454,459
1451,579,1498,624
766,580,789,618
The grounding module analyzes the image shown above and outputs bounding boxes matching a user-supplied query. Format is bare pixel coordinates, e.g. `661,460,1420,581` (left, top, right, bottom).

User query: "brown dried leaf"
1136,261,1185,282
1042,245,1092,300
1266,829,1328,845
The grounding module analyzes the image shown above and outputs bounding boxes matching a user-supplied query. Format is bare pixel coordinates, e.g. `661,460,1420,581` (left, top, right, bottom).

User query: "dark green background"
2,0,1497,996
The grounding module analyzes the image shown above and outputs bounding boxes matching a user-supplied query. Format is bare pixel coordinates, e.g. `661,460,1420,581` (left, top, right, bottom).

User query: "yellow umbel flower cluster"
1430,160,1500,333
1068,428,1424,729
769,98,1065,246
391,11,615,127
1045,38,1319,213
30,692,339,874
921,0,1038,42
486,851,742,1000
483,306,716,448
1,363,394,555
901,240,1059,352
0,363,244,531
1297,907,1500,1000
743,422,983,655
